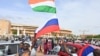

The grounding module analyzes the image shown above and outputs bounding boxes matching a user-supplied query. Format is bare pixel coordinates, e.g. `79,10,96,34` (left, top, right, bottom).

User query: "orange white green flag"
29,0,56,13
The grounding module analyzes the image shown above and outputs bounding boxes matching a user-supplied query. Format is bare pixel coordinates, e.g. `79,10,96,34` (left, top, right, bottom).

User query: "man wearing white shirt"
30,48,36,56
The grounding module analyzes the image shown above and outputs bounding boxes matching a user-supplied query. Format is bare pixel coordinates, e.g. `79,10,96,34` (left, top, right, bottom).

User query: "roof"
11,23,38,28
0,41,21,45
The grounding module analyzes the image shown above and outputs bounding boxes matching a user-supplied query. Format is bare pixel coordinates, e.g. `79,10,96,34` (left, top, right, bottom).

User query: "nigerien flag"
29,0,56,13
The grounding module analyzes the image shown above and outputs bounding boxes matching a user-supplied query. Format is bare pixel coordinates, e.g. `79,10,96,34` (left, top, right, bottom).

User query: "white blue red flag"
35,15,60,38
79,45,95,56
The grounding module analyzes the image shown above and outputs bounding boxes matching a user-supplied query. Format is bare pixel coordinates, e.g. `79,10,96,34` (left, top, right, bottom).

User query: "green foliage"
12,30,17,34
86,34,100,39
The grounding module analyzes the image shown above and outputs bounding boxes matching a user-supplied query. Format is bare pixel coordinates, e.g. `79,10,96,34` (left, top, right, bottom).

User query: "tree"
86,34,100,39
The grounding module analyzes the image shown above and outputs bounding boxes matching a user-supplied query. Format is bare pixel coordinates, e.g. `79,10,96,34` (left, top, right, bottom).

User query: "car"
0,41,21,56
0,40,32,56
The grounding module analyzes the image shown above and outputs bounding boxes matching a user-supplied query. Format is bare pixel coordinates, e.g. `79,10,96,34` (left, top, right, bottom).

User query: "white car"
0,41,21,56
0,41,32,56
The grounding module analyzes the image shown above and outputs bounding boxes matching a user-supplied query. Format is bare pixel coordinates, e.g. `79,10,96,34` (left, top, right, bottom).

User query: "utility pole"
79,30,89,39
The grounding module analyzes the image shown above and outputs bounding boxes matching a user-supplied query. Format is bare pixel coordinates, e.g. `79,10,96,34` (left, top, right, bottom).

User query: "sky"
0,0,100,35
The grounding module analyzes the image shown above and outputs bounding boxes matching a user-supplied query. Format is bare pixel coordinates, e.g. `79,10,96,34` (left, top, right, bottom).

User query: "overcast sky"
0,0,100,35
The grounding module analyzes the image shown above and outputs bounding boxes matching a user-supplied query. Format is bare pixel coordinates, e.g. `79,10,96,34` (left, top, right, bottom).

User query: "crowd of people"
0,35,100,56
15,37,100,56
0,35,31,42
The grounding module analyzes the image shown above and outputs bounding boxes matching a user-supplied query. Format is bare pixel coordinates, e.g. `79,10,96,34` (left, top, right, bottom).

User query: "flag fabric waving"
29,0,56,13
78,45,95,56
29,0,60,38
35,15,60,38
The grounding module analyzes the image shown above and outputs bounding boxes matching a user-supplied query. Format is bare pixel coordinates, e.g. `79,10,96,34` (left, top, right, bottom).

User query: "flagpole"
54,0,59,43
29,0,60,49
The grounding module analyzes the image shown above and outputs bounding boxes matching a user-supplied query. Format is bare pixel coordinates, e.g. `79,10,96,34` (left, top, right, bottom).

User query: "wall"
0,19,11,35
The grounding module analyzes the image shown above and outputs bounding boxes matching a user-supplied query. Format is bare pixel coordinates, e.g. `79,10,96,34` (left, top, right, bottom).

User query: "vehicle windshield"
0,43,19,55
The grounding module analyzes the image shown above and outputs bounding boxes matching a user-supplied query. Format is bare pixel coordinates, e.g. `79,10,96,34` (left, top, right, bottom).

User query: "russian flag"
35,15,60,38
79,44,95,56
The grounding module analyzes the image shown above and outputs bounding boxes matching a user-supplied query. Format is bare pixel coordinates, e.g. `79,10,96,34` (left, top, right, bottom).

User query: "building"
0,19,72,37
0,19,11,36
11,23,37,36
80,34,95,39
